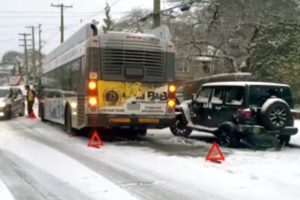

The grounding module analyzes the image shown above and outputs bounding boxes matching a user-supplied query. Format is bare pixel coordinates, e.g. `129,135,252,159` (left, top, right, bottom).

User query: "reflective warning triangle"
88,131,103,148
205,142,225,162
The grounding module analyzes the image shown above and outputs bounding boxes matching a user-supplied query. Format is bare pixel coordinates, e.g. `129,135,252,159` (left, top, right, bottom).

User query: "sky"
0,0,170,59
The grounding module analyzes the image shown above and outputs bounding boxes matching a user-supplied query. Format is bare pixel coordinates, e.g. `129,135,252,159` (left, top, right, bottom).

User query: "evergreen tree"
102,2,114,33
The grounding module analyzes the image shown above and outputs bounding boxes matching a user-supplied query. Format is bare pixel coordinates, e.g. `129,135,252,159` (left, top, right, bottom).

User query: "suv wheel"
261,98,291,130
216,123,240,147
170,115,192,137
137,128,147,137
278,135,291,145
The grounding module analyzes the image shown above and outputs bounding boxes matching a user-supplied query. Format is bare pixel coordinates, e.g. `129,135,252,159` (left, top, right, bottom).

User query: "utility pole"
19,33,31,85
26,26,37,85
141,0,197,25
51,3,73,43
153,0,161,28
38,24,42,78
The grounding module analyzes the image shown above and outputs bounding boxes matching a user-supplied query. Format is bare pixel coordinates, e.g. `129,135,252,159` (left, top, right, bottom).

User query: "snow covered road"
1,117,300,200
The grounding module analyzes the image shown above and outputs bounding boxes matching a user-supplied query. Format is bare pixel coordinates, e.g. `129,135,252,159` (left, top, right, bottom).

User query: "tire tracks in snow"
7,120,193,200
0,151,59,200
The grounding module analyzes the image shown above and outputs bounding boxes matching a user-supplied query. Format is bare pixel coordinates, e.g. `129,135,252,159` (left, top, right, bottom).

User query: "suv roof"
202,81,289,87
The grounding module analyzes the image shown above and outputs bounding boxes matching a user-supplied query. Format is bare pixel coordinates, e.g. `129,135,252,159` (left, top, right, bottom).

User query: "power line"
0,32,23,34
140,0,202,23
0,15,86,18
43,0,124,50
42,30,61,48
0,26,59,33
0,37,17,43
0,10,119,14
64,0,124,34
0,24,58,27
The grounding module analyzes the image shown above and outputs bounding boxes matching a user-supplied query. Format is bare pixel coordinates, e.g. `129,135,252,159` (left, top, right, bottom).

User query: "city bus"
39,23,176,135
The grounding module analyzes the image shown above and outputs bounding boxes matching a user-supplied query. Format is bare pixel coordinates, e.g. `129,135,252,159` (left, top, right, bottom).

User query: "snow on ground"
1,131,138,200
0,116,300,200
0,178,15,200
0,120,138,200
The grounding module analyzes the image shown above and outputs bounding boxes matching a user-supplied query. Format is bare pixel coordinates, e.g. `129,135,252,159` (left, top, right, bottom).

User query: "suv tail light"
168,84,176,110
241,108,252,120
168,99,175,108
168,84,176,99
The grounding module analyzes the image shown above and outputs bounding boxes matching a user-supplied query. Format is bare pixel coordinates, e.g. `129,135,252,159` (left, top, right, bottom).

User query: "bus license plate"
127,103,141,110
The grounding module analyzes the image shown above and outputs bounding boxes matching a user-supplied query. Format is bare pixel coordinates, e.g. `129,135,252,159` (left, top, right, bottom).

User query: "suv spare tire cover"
260,98,291,130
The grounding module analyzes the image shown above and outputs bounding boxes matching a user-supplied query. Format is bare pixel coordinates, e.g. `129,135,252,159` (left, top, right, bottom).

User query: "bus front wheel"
39,103,47,122
64,106,75,135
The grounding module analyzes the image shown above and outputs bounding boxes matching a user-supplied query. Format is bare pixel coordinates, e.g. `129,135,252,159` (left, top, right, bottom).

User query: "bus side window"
47,91,54,98
62,64,71,91
70,59,81,91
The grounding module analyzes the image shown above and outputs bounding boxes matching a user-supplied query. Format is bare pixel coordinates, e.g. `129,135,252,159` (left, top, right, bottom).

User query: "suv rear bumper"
239,125,298,136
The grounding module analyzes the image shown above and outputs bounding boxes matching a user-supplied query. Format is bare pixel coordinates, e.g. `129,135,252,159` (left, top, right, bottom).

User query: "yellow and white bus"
39,23,176,135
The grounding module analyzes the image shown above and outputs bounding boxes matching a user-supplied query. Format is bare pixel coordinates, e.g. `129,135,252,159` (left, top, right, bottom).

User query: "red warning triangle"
205,142,225,162
88,131,103,148
29,111,37,119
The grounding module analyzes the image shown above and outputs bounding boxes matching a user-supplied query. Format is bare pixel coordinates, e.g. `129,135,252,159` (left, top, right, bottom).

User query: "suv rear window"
225,87,244,106
249,85,294,107
197,87,211,103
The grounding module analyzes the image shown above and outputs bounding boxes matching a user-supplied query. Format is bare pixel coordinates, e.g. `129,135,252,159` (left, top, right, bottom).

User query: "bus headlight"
0,102,6,108
71,102,77,109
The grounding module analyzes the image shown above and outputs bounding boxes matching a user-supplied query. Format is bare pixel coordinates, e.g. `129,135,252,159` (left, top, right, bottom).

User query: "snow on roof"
202,81,289,87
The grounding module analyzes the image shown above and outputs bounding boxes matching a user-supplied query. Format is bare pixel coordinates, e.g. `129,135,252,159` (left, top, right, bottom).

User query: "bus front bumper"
87,114,175,129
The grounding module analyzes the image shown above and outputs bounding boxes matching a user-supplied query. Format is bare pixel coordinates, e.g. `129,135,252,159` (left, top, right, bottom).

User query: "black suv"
170,82,298,148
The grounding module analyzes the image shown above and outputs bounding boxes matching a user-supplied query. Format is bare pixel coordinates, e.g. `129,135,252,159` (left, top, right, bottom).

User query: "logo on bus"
105,90,119,105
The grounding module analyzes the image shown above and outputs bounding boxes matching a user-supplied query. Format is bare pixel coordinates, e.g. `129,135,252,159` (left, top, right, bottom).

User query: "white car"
0,86,25,119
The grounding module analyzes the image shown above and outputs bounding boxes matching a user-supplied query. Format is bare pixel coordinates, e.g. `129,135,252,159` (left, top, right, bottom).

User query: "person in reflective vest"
25,85,36,117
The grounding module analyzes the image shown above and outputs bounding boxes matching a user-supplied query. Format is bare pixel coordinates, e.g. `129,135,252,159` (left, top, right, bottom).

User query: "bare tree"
114,8,153,32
